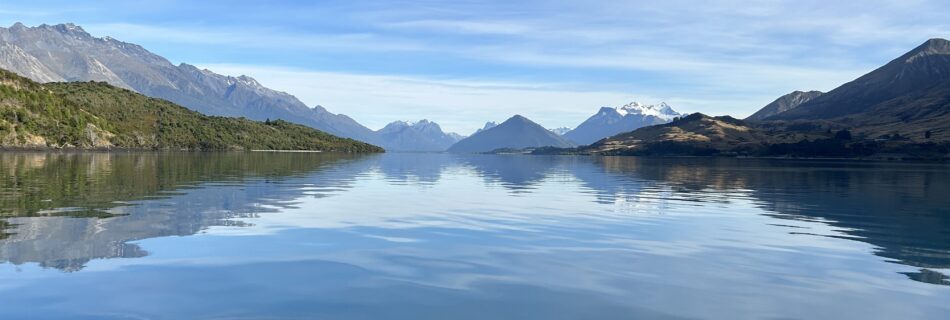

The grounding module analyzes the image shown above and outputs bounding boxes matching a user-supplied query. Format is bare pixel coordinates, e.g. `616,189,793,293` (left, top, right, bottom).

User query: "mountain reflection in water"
0,152,947,319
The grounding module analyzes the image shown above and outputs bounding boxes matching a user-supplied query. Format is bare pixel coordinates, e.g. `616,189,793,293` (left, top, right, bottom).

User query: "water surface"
0,152,948,319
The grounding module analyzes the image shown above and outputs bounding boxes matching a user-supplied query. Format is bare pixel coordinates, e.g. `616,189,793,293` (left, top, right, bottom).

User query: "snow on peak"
615,101,680,120
549,127,572,135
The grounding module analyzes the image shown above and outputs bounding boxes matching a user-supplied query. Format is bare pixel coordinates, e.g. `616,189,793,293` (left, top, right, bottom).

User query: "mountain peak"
506,114,530,123
616,101,680,120
448,115,575,152
904,38,950,63
36,23,91,37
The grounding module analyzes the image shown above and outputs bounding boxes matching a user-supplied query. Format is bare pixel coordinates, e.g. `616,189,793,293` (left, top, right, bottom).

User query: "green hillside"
0,69,383,152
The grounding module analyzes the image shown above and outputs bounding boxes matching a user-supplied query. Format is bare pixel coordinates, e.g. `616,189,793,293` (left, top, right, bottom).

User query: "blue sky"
2,0,949,134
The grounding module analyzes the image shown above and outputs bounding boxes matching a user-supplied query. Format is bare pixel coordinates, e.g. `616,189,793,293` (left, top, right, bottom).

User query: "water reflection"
0,152,370,271
0,152,948,310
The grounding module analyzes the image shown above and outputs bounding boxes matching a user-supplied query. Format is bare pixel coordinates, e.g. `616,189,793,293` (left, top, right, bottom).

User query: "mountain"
0,22,378,143
571,113,806,156
746,90,823,121
0,68,383,152
374,120,463,151
564,101,681,145
448,115,576,153
474,121,498,134
549,127,572,135
764,38,950,140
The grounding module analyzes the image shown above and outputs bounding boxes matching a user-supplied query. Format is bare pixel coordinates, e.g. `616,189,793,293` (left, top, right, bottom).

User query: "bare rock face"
84,124,114,148
746,90,823,121
0,23,378,144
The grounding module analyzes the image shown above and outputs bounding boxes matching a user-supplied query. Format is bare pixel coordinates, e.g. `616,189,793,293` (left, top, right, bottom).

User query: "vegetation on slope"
0,68,384,152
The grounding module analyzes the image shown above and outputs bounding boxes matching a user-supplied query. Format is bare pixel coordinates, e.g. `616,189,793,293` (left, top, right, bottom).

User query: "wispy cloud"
3,0,949,131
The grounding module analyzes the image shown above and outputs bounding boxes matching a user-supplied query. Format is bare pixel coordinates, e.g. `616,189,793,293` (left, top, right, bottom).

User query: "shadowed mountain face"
0,23,378,143
375,120,463,151
746,90,823,121
448,115,576,153
765,38,950,140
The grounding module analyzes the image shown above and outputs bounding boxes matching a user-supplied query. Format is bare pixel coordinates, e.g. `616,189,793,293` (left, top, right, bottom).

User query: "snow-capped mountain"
0,22,378,144
549,127,572,135
563,101,682,145
375,120,463,151
615,102,680,120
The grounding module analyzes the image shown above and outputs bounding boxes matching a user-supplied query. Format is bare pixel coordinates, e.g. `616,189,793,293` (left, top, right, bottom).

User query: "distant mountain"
375,120,462,151
0,68,382,152
549,127,572,135
474,121,498,134
448,115,576,153
564,101,681,145
746,90,823,121
0,22,378,143
765,38,950,140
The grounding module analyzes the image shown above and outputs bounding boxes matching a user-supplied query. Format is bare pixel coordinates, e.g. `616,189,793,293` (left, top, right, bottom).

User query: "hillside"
0,23,379,143
746,91,823,121
543,113,948,159
448,115,575,153
0,69,384,152
764,38,950,141
577,113,805,155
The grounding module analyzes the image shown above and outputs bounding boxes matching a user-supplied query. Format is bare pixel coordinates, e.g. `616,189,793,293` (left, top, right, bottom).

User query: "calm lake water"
0,152,948,319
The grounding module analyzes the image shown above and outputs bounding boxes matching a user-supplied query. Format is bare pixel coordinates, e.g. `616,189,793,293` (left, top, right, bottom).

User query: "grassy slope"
0,69,383,152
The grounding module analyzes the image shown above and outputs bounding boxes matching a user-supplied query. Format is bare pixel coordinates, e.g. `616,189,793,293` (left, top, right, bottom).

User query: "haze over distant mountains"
448,115,576,153
564,102,682,145
375,120,463,151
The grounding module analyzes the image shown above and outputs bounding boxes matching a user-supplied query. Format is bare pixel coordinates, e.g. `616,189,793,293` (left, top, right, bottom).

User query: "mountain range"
448,115,576,153
0,23,383,144
563,101,681,145
375,120,463,151
544,38,950,159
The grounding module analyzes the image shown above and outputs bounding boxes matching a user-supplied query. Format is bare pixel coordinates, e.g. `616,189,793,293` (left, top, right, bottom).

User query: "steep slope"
448,115,576,153
746,90,823,121
564,101,681,145
0,22,378,143
769,39,950,121
0,68,383,152
375,120,462,151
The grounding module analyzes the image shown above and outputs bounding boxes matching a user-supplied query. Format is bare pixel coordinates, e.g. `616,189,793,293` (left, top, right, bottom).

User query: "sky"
2,0,949,134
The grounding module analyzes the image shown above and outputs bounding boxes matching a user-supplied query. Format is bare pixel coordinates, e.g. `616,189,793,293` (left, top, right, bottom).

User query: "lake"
0,152,948,319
